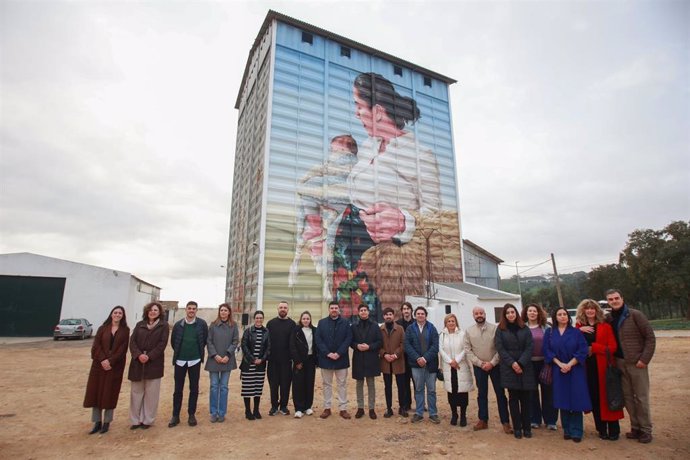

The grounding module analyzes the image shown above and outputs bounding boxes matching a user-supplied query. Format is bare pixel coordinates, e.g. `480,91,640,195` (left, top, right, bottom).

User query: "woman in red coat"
83,306,130,434
576,299,624,440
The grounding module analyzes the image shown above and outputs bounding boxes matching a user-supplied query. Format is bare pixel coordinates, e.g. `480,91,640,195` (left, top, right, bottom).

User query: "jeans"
561,410,584,439
530,360,558,426
173,362,200,417
411,367,437,417
209,371,231,417
473,365,509,423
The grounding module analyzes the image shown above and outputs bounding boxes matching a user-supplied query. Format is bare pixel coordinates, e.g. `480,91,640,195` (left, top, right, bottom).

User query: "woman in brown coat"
127,302,169,429
379,307,407,417
83,306,130,434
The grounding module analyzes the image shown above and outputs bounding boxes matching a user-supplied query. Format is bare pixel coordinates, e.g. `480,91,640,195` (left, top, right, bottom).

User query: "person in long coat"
495,303,535,439
351,304,383,419
439,313,474,427
379,307,406,418
205,303,239,423
127,302,170,429
83,306,130,434
575,299,624,440
290,311,318,418
240,311,271,420
544,307,592,443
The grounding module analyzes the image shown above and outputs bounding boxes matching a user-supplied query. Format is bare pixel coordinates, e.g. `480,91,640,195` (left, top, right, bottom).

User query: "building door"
0,275,66,336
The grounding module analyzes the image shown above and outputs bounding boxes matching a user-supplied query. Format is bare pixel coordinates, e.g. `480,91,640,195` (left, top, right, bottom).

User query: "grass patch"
649,318,690,330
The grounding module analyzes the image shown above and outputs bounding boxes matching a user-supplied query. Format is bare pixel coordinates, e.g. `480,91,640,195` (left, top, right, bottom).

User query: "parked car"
53,318,93,340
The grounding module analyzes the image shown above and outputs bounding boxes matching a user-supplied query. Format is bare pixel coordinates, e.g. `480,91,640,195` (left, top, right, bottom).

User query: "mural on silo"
263,30,462,321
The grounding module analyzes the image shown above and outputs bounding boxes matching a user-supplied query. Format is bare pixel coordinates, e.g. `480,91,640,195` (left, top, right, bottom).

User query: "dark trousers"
508,389,532,433
400,363,412,410
292,358,316,412
473,365,509,424
173,362,201,417
448,368,469,414
268,359,293,410
588,357,620,437
383,372,407,410
530,360,558,425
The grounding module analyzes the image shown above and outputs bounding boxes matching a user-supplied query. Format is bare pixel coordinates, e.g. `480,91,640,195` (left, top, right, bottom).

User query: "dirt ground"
0,337,688,459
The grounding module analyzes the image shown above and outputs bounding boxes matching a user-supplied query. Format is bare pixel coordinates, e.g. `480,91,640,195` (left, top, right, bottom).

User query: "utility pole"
419,228,437,305
515,261,522,298
551,253,564,308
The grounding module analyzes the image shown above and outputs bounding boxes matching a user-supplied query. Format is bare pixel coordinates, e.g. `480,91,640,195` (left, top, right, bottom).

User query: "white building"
0,253,160,336
406,282,522,330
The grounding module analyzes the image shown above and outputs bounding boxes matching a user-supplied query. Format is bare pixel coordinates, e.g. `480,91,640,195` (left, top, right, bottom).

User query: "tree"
620,221,690,319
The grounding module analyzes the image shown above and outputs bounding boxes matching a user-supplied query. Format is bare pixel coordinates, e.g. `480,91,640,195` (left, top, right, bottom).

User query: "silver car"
53,318,93,340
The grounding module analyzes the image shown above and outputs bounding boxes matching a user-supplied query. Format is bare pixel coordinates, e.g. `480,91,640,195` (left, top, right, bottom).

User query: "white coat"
439,327,474,393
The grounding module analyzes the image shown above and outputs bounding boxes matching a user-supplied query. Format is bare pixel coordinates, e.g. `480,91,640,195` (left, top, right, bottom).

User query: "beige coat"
463,322,500,367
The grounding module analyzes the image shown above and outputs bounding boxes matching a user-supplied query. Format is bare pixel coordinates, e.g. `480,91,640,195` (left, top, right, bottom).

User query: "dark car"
53,318,93,340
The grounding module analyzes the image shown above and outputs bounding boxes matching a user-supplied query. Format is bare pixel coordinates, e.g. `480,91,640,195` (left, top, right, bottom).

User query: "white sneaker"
294,411,304,418
305,408,314,416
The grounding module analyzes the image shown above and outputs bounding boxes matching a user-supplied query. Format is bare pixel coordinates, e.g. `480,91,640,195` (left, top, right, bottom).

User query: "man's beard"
279,311,287,318
475,317,485,324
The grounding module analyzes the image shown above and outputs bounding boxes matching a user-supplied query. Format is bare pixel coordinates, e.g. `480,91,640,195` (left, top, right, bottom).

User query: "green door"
0,276,66,336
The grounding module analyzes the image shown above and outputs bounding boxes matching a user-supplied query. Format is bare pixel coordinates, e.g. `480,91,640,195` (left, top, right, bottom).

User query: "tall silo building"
227,11,463,322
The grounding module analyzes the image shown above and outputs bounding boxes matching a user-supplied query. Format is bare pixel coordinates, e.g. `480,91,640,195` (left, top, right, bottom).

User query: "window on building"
340,46,351,58
393,65,403,76
302,31,313,45
423,76,432,87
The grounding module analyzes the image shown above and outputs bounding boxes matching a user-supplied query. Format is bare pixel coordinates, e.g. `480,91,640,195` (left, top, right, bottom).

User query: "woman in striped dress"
240,310,271,420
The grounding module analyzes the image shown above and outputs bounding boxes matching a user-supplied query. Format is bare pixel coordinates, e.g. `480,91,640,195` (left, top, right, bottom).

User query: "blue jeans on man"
209,371,231,418
411,367,437,417
473,365,509,423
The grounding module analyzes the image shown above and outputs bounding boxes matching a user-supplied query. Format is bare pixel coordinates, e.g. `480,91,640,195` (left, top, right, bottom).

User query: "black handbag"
539,363,553,385
605,348,624,411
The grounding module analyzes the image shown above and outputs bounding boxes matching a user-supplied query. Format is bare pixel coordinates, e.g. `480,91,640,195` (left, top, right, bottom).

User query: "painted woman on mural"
334,72,441,321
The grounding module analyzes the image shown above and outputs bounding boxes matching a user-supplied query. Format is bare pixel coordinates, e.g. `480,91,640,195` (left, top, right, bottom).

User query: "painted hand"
359,202,405,243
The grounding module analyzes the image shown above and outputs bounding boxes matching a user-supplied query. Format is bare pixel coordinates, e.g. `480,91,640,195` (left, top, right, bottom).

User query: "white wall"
0,253,158,329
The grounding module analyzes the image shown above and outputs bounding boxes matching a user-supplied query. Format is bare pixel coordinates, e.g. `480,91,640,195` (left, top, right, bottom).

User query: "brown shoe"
369,409,377,420
355,408,365,419
319,409,331,419
502,423,514,434
638,433,653,444
339,410,351,419
473,420,488,431
625,429,641,439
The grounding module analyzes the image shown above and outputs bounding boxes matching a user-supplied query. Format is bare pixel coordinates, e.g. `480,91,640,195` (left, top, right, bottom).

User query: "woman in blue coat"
544,307,591,442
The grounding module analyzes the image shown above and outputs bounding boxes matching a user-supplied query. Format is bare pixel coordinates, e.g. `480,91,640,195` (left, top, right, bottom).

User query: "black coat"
240,326,270,372
494,325,536,390
350,318,382,379
290,325,317,367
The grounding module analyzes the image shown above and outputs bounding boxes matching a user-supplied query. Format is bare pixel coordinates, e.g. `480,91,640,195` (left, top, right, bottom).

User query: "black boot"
244,398,255,420
100,422,110,434
253,397,262,419
88,422,102,435
460,407,467,427
448,394,458,426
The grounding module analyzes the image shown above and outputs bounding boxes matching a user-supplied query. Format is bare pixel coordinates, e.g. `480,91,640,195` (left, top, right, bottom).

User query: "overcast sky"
1,0,688,307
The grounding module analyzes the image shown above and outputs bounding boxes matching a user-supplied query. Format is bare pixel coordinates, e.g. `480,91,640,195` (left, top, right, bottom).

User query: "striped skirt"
240,366,266,397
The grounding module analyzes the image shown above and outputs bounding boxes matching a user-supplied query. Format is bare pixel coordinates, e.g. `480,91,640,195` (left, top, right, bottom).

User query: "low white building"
0,252,160,336
406,282,522,330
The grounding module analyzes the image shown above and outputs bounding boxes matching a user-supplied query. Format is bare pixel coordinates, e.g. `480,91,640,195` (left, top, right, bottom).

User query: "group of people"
83,289,656,445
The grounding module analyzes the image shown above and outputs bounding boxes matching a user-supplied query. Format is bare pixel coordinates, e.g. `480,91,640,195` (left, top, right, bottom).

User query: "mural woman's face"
354,87,375,136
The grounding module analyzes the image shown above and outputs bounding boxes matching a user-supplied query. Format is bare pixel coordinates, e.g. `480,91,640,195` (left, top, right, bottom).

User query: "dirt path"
0,337,688,459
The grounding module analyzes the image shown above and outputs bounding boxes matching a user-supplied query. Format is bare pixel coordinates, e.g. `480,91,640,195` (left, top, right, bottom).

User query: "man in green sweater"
169,301,208,427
